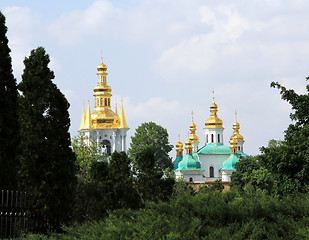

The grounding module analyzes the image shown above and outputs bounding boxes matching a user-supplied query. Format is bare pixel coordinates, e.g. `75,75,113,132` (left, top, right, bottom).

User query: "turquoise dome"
172,155,183,171
221,153,239,171
198,143,230,155
176,154,203,171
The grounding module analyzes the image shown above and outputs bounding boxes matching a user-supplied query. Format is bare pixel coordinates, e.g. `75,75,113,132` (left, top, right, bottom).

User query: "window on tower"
211,134,214,143
218,134,220,143
108,98,110,106
104,98,107,106
206,134,208,143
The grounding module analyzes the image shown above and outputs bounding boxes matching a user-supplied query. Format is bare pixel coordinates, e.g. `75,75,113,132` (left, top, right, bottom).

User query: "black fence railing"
0,190,55,239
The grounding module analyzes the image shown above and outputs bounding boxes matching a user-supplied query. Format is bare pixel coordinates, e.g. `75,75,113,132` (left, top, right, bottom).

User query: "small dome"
97,61,107,71
177,154,202,171
221,154,239,171
176,140,183,149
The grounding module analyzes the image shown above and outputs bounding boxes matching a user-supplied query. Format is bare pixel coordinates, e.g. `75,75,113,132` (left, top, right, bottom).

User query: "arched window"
206,134,208,143
238,146,240,151
189,177,193,182
104,98,107,106
100,98,103,106
211,134,214,143
108,98,110,106
210,166,214,178
218,134,220,143
101,140,111,155
97,98,99,107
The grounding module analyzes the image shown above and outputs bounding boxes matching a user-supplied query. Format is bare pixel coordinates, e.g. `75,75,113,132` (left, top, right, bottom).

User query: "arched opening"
238,146,240,151
206,134,208,143
210,166,214,178
101,140,111,155
189,177,193,182
218,134,220,143
211,134,214,143
100,98,103,106
104,98,107,106
108,98,110,106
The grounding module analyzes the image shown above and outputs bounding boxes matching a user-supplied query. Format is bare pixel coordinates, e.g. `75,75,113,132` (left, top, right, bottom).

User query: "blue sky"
2,0,309,156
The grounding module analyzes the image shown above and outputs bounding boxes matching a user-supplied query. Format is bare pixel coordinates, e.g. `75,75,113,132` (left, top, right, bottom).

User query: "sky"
1,0,309,157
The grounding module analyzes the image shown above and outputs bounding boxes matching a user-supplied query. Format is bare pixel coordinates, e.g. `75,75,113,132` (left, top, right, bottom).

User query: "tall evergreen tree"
18,47,76,227
0,11,19,190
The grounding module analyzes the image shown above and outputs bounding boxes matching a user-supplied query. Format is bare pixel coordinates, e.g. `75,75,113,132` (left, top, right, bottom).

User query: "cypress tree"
18,47,76,227
0,11,19,190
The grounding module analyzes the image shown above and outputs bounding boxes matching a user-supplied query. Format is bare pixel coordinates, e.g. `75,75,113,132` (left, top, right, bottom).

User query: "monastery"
173,97,249,183
79,58,248,183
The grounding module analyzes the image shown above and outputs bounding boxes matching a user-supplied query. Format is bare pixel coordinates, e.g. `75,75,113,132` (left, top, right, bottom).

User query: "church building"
79,58,129,155
173,95,249,183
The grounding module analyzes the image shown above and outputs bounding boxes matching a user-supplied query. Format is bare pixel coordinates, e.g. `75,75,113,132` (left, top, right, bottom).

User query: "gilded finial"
235,111,237,121
191,110,194,121
212,89,215,102
101,49,103,63
178,134,180,141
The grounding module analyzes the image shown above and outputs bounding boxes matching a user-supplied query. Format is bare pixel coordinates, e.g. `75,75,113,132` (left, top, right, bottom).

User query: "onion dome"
97,58,107,72
229,136,238,154
176,135,184,157
189,111,199,142
176,135,203,171
232,112,244,142
221,137,239,171
204,93,223,129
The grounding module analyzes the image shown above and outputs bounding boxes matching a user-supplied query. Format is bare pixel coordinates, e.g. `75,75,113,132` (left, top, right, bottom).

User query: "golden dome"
204,96,223,129
229,136,238,154
176,136,184,156
97,59,107,71
232,112,244,142
189,112,199,142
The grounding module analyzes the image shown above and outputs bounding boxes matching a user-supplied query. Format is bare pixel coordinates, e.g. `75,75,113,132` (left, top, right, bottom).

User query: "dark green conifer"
18,47,76,227
0,11,19,190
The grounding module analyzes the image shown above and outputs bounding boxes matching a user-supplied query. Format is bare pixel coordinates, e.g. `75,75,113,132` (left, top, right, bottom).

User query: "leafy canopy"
128,122,173,171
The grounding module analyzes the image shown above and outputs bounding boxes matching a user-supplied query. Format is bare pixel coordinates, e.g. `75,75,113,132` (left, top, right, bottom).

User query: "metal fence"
0,190,54,239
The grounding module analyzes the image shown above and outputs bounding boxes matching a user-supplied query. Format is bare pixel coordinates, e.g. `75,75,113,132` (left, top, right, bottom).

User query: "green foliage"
20,189,309,240
133,146,175,203
18,47,77,227
128,122,173,171
259,79,309,195
231,156,274,194
0,11,19,190
72,132,105,178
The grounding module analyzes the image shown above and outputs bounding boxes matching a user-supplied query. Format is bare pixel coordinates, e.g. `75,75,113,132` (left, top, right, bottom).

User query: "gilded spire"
84,101,93,129
232,111,244,142
79,102,86,130
176,134,184,156
189,111,199,142
119,99,128,129
204,92,223,129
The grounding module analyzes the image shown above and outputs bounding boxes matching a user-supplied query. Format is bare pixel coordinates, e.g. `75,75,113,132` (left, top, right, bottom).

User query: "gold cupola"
229,136,238,154
189,111,199,142
204,92,223,129
232,111,244,142
91,58,121,129
176,135,184,157
185,133,193,155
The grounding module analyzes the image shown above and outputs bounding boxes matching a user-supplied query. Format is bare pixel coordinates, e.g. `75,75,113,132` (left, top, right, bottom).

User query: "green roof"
172,155,183,171
221,153,239,170
198,143,230,155
238,151,249,159
176,154,204,171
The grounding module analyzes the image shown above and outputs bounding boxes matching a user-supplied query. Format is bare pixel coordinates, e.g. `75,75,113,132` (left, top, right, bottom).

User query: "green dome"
176,154,203,171
238,151,249,159
198,143,230,155
221,153,239,171
172,155,183,171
